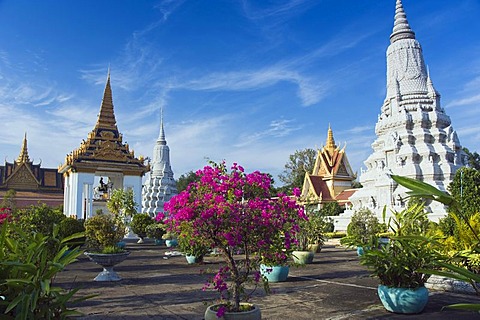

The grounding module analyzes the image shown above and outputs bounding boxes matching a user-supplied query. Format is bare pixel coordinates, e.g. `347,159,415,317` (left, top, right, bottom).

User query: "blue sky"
0,0,479,186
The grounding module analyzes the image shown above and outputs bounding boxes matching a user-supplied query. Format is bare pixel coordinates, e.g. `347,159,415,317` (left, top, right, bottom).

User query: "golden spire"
94,70,118,131
326,124,337,151
16,132,30,164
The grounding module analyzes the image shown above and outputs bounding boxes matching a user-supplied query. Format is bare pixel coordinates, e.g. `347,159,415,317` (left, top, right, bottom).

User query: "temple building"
300,126,356,209
347,0,466,223
141,110,178,216
58,72,147,219
0,134,64,207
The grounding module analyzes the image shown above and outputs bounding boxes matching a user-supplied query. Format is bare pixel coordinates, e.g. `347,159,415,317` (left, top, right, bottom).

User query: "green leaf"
391,175,455,205
444,303,480,311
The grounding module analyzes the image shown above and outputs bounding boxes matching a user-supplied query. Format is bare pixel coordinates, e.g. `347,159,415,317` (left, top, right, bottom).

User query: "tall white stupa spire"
347,0,466,222
390,0,415,43
141,107,178,216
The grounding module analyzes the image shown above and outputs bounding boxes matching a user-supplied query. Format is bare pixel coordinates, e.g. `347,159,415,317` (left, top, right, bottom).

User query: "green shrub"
325,231,346,239
84,214,125,252
145,222,166,239
341,208,379,248
16,203,65,235
58,217,85,246
130,213,154,237
0,221,90,319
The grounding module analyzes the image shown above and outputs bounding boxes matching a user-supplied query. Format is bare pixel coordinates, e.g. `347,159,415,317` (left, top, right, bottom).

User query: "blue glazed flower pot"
260,264,289,282
356,246,364,256
165,239,178,248
377,285,429,314
154,239,164,246
185,255,203,264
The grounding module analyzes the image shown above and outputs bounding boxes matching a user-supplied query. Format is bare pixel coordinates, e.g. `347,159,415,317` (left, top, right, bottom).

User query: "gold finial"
326,124,336,151
16,132,30,164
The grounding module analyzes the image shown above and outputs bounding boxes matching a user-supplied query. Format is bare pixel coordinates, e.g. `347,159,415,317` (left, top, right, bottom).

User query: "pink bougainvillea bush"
162,161,306,315
0,207,12,225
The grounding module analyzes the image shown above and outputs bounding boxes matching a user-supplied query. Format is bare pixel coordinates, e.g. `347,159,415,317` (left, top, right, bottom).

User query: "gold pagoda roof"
58,72,146,176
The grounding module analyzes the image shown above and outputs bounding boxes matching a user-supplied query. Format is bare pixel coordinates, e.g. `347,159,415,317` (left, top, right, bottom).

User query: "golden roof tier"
58,72,147,176
301,126,355,205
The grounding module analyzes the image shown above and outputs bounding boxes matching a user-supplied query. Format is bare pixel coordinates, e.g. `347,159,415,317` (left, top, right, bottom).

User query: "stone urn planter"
377,285,429,314
260,264,289,283
292,250,314,264
204,303,261,320
84,251,130,281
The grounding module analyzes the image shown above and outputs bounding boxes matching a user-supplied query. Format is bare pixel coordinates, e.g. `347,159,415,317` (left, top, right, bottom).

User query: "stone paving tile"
55,240,480,320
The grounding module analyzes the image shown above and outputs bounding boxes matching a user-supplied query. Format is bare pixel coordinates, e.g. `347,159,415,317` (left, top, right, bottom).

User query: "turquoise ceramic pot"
185,255,203,264
260,264,289,282
154,239,164,246
356,246,364,256
377,285,429,314
165,239,178,247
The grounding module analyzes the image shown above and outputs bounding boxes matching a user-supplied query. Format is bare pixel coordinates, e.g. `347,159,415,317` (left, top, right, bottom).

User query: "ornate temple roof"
0,134,63,197
58,72,147,176
301,127,355,204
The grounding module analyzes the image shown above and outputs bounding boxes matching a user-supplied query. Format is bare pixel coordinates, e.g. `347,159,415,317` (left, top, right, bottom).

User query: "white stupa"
141,110,178,217
348,0,466,222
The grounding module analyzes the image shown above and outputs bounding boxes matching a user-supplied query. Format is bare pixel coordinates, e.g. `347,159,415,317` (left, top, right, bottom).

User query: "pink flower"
216,305,227,318
163,161,307,311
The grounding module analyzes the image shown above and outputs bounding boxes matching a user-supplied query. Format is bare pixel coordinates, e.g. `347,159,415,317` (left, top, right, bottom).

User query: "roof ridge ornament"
390,0,415,44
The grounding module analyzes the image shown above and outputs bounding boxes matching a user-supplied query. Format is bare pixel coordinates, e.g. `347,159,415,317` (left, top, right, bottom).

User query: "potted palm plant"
164,161,306,319
84,214,129,281
391,174,480,312
359,204,441,314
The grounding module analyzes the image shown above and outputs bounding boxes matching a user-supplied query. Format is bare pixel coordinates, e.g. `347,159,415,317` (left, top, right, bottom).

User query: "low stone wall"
426,275,478,295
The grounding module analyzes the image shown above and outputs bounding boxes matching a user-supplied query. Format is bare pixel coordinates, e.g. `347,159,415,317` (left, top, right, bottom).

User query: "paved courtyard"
56,240,480,320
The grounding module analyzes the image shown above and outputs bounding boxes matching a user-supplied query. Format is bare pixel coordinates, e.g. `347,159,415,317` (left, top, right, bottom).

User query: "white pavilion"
58,72,147,219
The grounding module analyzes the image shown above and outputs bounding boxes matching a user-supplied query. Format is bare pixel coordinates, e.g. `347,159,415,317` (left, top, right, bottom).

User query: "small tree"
448,167,480,220
278,148,316,192
107,189,138,219
176,171,199,192
463,147,480,170
341,208,380,247
165,161,306,315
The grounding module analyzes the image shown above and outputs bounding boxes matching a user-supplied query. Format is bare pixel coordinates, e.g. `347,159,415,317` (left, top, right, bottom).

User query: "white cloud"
240,0,314,21
445,93,480,109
